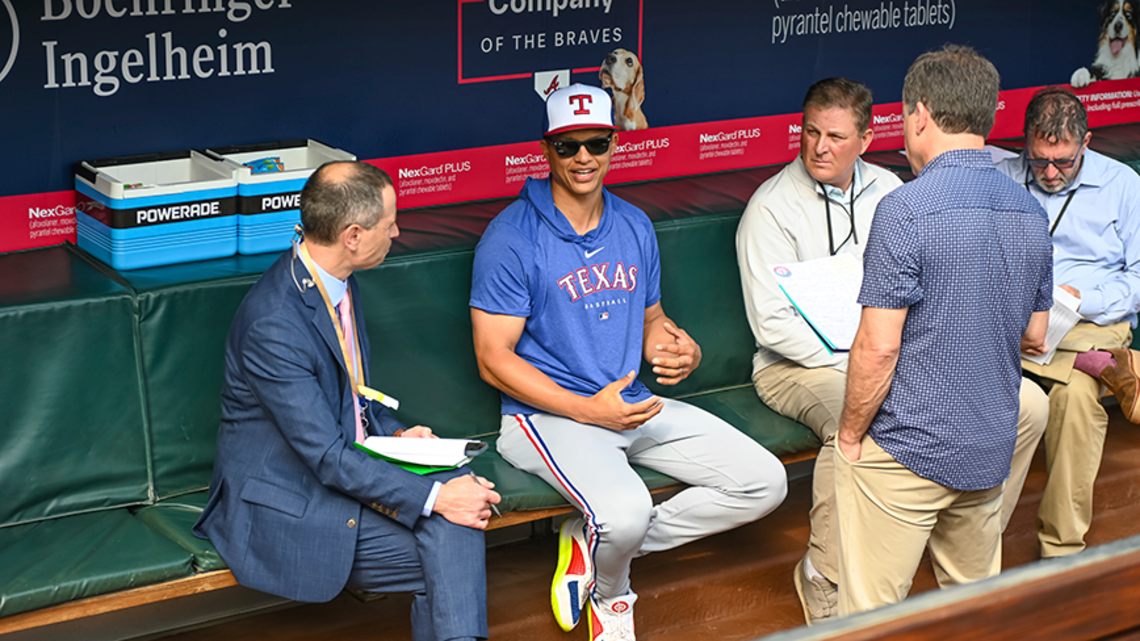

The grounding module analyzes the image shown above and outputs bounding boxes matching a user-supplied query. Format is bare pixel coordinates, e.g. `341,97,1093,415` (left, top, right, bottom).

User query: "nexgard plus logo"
0,0,18,85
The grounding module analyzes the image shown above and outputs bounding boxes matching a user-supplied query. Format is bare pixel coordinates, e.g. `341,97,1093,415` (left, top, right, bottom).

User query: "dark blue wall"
0,0,1098,198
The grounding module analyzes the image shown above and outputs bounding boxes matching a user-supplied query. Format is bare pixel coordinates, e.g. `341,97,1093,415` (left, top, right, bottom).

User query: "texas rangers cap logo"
544,83,618,136
569,94,592,114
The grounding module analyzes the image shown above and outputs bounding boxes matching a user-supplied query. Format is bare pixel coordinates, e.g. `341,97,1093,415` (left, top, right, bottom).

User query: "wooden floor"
158,407,1140,641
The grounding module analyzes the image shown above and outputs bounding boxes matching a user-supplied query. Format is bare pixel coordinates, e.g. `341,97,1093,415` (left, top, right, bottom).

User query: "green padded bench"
0,164,836,632
0,247,197,620
8,121,1140,632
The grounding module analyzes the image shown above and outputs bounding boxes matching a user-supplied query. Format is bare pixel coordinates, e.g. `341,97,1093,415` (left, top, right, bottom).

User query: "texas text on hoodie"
470,177,662,415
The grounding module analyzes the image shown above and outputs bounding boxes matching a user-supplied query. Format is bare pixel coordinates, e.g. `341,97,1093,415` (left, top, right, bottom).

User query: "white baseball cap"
544,83,618,136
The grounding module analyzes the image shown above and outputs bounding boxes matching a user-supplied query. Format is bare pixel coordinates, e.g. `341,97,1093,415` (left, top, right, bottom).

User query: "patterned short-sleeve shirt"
858,149,1053,491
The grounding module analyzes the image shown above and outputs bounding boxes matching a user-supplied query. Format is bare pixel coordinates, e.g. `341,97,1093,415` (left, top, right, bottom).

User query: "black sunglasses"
546,135,614,158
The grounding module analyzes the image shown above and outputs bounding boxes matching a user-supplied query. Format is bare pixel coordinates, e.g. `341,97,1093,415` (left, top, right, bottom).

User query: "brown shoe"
1103,349,1140,423
793,554,837,626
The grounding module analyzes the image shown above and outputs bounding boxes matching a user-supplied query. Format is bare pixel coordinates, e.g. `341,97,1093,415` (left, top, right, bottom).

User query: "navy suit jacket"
194,249,436,602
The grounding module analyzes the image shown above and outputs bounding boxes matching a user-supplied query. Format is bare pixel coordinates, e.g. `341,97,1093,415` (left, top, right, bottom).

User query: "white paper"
359,436,488,467
769,254,863,352
1024,287,1082,366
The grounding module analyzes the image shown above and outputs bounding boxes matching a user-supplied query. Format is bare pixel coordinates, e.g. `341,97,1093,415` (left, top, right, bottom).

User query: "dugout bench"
3,122,1139,635
0,163,822,635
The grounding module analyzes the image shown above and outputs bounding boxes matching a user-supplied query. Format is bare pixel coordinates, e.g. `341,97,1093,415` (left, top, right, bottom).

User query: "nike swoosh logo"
585,247,605,258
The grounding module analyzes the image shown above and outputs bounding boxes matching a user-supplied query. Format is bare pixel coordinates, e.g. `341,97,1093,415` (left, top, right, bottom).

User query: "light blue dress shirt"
817,160,863,203
305,246,441,516
310,257,348,306
815,162,863,254
996,149,1140,328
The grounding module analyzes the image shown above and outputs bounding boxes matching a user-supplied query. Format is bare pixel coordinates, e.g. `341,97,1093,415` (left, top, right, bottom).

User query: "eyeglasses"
546,135,613,158
1026,144,1084,170
1026,155,1080,170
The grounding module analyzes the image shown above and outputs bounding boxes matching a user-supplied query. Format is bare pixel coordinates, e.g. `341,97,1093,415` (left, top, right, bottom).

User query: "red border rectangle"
458,0,644,84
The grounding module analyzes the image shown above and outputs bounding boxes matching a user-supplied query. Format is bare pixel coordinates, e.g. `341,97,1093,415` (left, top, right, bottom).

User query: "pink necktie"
337,295,366,444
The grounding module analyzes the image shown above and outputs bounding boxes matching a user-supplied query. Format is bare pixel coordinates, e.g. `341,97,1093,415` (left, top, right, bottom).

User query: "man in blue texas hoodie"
470,84,788,641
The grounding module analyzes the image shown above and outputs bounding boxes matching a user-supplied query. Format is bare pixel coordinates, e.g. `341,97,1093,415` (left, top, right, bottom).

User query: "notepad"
1024,287,1083,367
355,436,488,475
770,254,863,353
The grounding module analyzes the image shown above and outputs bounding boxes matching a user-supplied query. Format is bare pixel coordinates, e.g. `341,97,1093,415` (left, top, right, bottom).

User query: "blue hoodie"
471,177,661,415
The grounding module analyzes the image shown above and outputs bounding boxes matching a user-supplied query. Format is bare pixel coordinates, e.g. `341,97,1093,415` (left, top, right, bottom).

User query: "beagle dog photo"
1071,1,1140,87
599,48,648,130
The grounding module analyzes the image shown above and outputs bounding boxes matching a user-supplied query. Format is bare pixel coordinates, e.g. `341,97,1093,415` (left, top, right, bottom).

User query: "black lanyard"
1025,167,1077,237
821,182,858,256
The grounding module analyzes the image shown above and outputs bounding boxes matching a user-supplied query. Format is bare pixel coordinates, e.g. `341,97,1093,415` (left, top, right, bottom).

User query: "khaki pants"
834,435,1003,615
1022,322,1132,558
753,361,1047,582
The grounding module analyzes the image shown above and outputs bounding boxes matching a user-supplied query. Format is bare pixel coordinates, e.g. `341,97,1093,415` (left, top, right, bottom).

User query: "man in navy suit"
194,161,500,641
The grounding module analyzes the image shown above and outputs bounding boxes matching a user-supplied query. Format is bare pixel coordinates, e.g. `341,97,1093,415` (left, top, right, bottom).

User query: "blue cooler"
204,139,355,255
75,150,238,270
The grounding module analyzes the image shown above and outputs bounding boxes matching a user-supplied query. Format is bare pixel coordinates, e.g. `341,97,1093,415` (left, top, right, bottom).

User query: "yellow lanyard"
297,242,400,411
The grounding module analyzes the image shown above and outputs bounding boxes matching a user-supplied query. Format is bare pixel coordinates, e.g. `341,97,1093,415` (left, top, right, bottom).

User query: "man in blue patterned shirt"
833,45,1054,615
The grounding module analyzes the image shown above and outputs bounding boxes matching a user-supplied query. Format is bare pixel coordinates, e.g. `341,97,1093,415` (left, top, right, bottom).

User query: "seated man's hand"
433,474,501,530
651,322,702,385
1060,284,1081,311
583,371,663,431
400,426,438,439
1021,336,1047,356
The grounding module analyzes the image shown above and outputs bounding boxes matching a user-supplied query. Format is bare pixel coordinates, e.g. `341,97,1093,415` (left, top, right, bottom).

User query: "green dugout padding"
132,491,226,572
0,509,193,617
15,142,1140,618
0,247,150,528
106,251,279,499
646,213,821,455
644,214,756,396
353,249,500,438
115,183,816,518
136,281,261,498
0,167,825,618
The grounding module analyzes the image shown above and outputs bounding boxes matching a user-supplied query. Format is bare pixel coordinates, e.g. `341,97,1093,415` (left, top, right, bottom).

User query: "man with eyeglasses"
995,86,1140,559
469,83,787,640
736,77,1049,624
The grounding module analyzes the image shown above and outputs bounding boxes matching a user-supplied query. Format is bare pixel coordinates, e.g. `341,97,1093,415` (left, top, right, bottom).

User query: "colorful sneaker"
589,592,637,640
793,554,838,625
551,516,593,631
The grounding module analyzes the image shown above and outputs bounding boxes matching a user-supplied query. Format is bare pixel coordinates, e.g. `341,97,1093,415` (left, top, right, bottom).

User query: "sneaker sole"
551,520,589,632
792,557,815,626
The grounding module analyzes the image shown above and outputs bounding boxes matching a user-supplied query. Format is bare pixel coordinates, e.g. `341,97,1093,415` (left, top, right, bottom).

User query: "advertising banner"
0,0,1134,254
